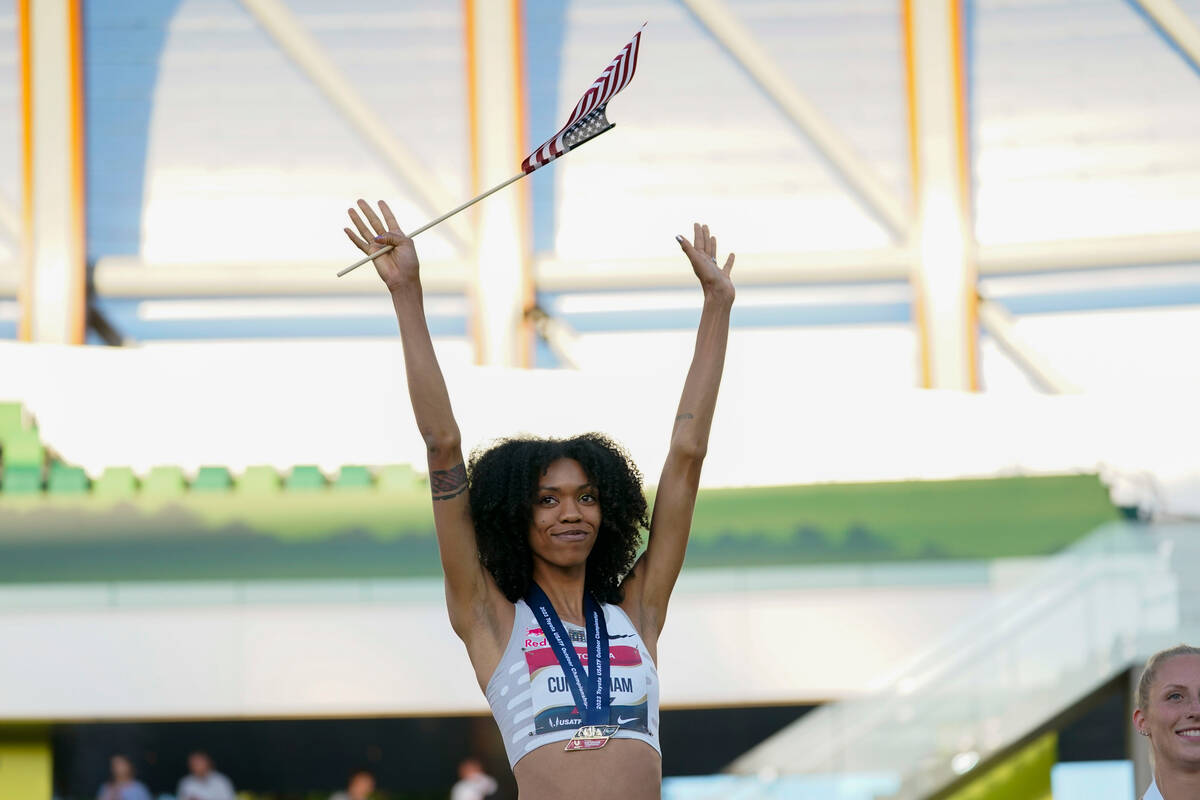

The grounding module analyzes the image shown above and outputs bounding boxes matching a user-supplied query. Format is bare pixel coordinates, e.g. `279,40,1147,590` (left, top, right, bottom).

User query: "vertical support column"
0,728,52,800
903,0,978,390
18,0,87,345
464,0,533,368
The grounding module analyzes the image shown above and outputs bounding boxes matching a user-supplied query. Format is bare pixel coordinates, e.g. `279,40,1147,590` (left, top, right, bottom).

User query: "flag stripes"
566,29,640,128
521,25,643,174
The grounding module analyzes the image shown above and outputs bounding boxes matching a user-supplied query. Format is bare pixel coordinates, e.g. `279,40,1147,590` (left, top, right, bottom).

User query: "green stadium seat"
143,466,186,497
193,466,233,492
1,464,43,494
237,465,282,493
0,402,25,440
334,465,373,490
377,464,420,492
93,467,138,499
286,465,326,491
47,463,89,494
1,429,44,469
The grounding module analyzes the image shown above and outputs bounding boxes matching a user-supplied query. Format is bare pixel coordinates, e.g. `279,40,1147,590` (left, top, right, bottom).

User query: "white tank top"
485,599,662,768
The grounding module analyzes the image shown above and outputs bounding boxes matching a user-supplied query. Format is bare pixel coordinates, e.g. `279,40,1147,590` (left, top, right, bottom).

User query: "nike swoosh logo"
616,716,637,725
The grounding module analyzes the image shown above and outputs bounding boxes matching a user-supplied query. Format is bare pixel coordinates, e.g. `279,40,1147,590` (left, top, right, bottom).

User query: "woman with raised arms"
1134,644,1200,799
344,200,734,799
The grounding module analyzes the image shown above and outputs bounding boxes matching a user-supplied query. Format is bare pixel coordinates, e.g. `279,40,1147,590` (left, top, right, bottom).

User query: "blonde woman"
1133,644,1200,799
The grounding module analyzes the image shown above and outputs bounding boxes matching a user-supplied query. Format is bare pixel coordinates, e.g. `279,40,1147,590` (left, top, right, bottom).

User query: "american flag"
521,26,644,174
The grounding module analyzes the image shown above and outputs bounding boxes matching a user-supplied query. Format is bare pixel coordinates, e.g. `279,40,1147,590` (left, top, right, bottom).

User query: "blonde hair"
1137,644,1200,711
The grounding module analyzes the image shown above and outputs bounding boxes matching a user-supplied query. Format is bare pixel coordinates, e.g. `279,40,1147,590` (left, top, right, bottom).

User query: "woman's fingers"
344,227,369,253
379,200,401,233
676,235,697,270
348,208,374,242
374,232,408,247
349,199,405,243
681,224,733,280
357,199,386,235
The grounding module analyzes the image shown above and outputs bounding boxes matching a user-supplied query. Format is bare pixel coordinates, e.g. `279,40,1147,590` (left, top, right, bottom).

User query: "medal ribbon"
526,582,611,726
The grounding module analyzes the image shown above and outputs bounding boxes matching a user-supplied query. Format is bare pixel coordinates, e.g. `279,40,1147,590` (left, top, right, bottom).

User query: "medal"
564,724,621,751
526,583,613,751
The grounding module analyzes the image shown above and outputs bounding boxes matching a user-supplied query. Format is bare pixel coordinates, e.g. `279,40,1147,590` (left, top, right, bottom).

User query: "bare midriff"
513,738,662,800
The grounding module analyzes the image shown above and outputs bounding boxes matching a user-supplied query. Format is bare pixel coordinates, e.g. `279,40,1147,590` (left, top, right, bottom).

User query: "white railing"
722,521,1195,800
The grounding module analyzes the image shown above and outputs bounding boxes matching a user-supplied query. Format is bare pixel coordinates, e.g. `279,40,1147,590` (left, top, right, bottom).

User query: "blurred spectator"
450,758,497,800
328,768,375,800
97,755,152,800
176,750,235,800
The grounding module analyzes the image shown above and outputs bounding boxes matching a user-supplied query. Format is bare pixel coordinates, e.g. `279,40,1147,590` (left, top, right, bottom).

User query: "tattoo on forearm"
675,413,694,421
431,462,468,501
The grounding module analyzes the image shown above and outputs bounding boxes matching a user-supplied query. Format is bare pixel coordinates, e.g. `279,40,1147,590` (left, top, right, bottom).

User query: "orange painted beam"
903,0,978,391
17,0,88,345
17,0,33,342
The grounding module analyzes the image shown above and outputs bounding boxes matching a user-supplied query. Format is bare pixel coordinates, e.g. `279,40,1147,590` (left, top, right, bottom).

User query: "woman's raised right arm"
345,200,512,662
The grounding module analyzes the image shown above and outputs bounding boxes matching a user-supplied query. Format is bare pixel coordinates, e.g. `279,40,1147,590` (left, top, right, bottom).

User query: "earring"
1139,729,1150,737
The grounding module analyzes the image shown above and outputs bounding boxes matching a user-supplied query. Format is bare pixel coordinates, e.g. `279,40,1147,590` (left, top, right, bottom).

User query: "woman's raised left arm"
621,223,734,648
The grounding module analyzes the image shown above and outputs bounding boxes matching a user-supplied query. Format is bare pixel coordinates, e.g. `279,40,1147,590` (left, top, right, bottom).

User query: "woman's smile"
551,529,592,542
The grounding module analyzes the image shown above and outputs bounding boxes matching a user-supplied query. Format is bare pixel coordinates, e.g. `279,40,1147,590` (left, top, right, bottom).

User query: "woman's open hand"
344,199,420,291
677,223,735,304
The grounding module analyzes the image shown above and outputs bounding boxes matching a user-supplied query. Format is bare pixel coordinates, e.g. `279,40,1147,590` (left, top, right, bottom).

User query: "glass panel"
728,521,1197,799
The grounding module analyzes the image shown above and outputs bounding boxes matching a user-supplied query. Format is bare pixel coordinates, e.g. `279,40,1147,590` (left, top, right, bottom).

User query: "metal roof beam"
978,231,1200,273
237,0,474,252
84,231,1200,298
1130,0,1200,76
977,294,1079,394
90,255,471,297
679,0,913,242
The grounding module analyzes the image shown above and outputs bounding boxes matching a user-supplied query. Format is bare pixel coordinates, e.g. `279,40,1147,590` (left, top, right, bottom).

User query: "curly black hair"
467,432,648,605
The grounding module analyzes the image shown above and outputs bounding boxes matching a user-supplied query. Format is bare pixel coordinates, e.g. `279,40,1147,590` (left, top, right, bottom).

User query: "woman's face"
528,458,601,572
1135,654,1200,770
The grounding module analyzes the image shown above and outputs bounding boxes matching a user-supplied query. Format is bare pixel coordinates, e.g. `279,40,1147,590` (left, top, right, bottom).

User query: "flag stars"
563,107,611,149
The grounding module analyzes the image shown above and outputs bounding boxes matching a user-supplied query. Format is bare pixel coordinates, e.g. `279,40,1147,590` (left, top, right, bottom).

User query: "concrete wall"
0,560,1042,720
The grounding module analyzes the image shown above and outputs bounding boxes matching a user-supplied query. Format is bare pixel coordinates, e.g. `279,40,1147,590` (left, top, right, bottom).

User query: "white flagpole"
337,124,615,278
